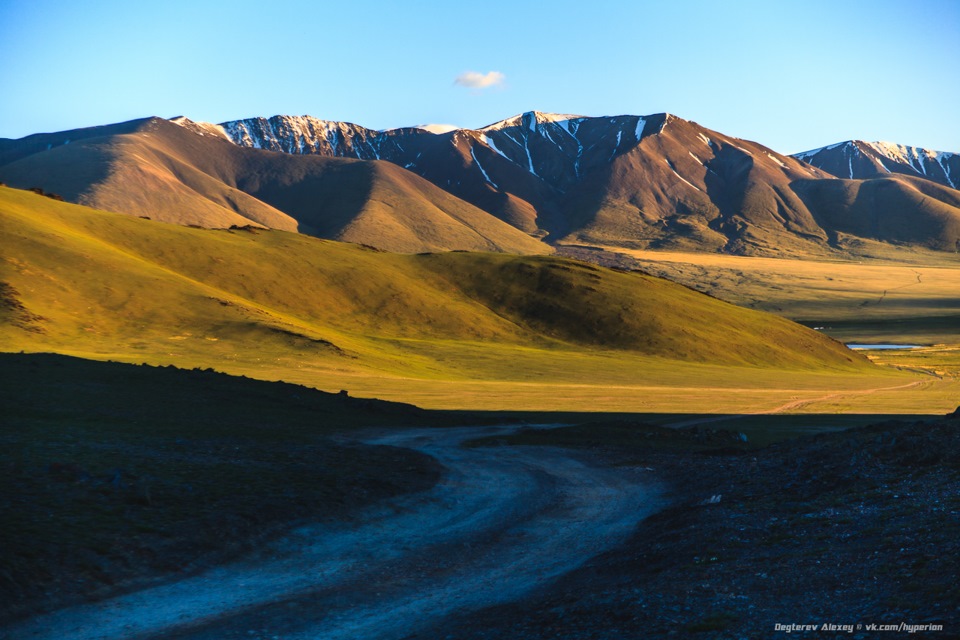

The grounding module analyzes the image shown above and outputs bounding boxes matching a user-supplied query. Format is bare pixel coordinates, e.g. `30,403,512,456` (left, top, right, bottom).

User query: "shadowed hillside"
209,112,960,257
792,175,960,251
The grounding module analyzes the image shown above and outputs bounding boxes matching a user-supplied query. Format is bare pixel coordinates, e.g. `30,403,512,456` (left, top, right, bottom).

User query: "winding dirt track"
664,380,927,429
8,426,662,640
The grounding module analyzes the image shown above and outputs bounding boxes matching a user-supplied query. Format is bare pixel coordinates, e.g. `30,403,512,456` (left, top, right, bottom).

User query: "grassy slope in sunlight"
3,186,941,414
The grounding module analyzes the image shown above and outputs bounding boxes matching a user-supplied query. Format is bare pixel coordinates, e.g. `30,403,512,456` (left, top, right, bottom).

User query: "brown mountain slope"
224,145,550,254
792,175,960,251
216,112,960,257
0,119,550,254
558,115,841,256
0,118,297,230
217,112,960,257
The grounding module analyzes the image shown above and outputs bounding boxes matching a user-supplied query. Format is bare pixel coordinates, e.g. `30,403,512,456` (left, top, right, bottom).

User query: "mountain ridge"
2,112,959,257
792,140,959,189
0,117,550,254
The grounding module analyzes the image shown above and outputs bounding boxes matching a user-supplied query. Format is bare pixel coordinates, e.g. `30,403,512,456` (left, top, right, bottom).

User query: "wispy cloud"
454,70,505,90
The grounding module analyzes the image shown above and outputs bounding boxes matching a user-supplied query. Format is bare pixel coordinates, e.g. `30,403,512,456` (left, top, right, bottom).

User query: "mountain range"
793,140,958,188
2,112,958,256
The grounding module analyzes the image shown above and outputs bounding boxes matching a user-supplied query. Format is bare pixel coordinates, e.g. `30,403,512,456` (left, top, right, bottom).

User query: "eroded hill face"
2,112,959,257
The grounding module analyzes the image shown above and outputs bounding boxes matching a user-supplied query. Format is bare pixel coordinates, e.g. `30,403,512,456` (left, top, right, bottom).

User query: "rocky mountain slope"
206,111,960,255
793,140,959,188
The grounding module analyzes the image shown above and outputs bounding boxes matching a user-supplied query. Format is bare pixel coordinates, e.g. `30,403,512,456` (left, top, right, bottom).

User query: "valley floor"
8,417,958,640
571,244,960,345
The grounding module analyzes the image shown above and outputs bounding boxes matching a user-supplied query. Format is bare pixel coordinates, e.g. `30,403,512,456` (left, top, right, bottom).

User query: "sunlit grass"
595,246,960,344
3,186,953,416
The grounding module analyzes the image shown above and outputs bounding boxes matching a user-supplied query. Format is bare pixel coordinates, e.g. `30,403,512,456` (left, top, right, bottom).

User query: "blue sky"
1,0,958,153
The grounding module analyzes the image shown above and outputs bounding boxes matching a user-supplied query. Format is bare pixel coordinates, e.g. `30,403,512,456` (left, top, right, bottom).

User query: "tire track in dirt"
664,380,927,429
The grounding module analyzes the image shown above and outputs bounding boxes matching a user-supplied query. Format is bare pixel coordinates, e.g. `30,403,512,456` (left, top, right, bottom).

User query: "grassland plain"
4,185,955,414
582,244,960,344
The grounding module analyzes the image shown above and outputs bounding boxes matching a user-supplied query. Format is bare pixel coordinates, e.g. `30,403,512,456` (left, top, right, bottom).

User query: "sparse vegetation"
443,415,960,639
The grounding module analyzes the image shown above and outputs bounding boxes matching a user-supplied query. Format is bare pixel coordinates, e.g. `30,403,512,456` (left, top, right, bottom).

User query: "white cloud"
454,70,505,89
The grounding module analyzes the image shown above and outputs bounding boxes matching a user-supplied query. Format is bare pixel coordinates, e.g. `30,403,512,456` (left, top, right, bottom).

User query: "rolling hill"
1,185,870,376
791,174,960,252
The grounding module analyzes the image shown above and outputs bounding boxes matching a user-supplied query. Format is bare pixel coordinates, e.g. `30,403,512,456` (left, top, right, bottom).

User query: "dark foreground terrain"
0,353,443,624
447,419,960,638
2,353,958,638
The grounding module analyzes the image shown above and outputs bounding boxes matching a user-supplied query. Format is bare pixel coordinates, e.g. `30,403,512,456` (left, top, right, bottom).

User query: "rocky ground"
5,425,662,640
0,354,444,626
440,415,960,639
4,353,958,638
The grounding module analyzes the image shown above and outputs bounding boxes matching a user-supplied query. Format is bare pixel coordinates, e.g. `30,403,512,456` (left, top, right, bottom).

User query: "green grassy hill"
6,186,930,414
1,185,865,364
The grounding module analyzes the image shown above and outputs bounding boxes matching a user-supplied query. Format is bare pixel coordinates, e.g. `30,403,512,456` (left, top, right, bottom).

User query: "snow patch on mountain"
479,134,510,162
609,130,622,160
523,135,537,176
866,141,942,172
793,141,848,160
792,139,958,188
470,147,498,189
169,117,231,140
665,159,702,192
635,117,647,142
765,152,786,168
480,111,585,132
936,154,957,188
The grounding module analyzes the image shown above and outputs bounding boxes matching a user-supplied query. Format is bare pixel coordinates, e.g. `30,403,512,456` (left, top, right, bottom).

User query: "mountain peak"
169,116,231,140
480,111,586,132
5,111,960,259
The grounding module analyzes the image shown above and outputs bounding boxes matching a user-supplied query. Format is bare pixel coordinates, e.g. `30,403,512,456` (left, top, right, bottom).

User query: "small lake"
845,344,924,350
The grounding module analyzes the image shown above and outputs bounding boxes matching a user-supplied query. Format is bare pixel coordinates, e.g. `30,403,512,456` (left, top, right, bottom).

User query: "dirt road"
8,426,662,640
663,380,927,429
